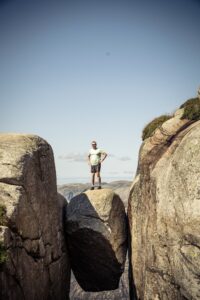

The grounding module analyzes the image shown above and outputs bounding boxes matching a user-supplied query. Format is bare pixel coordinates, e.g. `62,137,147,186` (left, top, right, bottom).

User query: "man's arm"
88,154,91,165
100,152,107,163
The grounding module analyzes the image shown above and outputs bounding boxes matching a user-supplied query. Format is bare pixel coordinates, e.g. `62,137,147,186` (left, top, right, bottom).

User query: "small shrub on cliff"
179,97,200,121
0,204,6,226
142,114,172,141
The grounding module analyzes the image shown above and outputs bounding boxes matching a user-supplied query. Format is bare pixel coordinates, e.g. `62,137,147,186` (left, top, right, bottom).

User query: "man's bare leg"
97,171,101,188
91,173,95,185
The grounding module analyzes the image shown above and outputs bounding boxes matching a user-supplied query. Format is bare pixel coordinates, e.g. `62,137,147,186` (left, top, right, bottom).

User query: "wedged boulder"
65,189,127,292
0,134,70,300
128,109,200,299
58,181,131,299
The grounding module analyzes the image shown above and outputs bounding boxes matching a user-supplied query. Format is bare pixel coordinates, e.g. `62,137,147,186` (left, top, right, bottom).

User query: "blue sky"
1,0,200,183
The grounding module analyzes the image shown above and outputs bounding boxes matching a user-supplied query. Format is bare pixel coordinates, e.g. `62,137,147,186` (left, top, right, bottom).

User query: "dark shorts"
91,163,101,173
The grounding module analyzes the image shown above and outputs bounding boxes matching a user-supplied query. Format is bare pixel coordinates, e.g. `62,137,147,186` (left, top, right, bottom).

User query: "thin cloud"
118,156,131,161
58,152,131,162
58,152,88,162
124,171,134,175
106,154,131,160
108,153,116,157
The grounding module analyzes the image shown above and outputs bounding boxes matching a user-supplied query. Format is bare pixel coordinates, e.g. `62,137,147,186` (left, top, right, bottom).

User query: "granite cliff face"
0,134,70,300
128,108,200,299
65,189,128,292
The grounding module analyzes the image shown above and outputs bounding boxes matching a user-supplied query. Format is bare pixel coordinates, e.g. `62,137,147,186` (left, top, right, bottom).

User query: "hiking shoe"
90,186,94,190
97,186,102,189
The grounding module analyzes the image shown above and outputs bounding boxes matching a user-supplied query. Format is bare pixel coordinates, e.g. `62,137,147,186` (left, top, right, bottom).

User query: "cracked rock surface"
65,189,128,292
0,134,70,300
128,109,200,300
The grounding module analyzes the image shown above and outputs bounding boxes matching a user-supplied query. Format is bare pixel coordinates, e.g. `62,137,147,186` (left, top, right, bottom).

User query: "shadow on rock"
65,189,127,292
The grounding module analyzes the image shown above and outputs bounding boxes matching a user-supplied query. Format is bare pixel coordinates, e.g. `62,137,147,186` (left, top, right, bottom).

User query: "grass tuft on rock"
142,115,172,141
179,97,200,121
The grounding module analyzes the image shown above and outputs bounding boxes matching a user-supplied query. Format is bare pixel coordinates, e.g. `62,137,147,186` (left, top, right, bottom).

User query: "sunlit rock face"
65,189,128,292
0,134,71,300
128,110,200,300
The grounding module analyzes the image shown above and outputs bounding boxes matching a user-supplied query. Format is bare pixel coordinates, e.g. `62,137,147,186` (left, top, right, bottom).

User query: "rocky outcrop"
128,108,200,299
58,180,131,209
0,134,70,300
58,181,131,299
65,189,128,292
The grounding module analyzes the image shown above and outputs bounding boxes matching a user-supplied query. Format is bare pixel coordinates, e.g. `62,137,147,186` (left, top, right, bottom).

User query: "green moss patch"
180,97,200,121
0,204,7,266
0,241,7,265
0,204,6,226
142,115,172,140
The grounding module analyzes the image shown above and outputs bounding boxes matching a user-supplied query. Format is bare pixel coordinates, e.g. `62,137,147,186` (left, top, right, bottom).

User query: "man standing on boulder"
88,141,107,190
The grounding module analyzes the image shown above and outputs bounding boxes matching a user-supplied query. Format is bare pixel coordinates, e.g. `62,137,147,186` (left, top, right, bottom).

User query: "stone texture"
0,134,70,300
65,189,128,292
128,109,200,299
58,181,131,299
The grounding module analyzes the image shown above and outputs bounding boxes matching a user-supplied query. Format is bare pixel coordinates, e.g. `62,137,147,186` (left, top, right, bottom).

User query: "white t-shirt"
89,148,106,166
